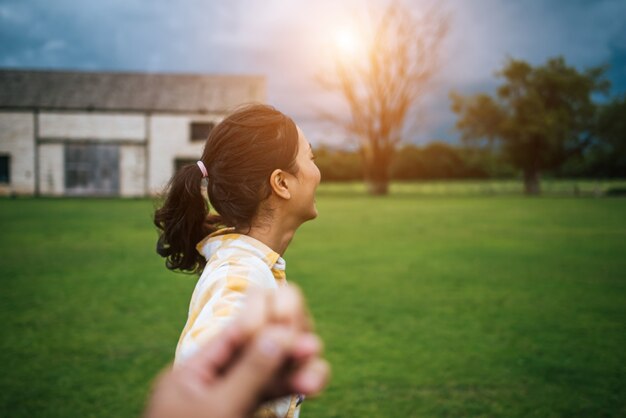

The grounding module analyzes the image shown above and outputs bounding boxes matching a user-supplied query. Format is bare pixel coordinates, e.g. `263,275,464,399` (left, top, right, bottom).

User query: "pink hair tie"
196,161,208,178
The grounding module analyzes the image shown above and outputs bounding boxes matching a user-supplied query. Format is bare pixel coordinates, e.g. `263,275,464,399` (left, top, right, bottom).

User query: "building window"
174,158,196,173
65,144,119,196
0,155,9,184
190,122,214,142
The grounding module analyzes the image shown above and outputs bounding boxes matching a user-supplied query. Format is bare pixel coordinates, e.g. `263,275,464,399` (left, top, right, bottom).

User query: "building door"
65,143,119,196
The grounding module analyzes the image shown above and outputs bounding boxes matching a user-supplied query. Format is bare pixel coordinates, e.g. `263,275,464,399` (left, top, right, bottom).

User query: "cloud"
0,0,624,145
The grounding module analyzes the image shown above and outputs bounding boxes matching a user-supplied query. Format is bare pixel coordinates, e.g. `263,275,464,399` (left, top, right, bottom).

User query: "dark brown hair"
154,104,300,274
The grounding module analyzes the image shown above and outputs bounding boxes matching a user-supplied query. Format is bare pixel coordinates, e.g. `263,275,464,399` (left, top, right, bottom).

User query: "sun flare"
335,27,360,55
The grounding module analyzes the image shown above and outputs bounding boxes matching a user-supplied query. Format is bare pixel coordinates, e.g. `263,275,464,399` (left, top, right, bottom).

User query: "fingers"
247,332,326,400
234,288,270,339
218,326,298,412
188,283,329,413
184,284,316,385
234,284,313,341
270,286,312,332
289,358,331,396
180,324,244,384
291,333,322,361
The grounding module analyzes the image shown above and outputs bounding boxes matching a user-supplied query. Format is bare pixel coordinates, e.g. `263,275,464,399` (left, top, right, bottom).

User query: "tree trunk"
523,169,541,195
363,148,391,196
366,180,389,195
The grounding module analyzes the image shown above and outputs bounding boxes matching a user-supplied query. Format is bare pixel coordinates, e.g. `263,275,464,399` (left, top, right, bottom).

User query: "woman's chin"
307,206,319,221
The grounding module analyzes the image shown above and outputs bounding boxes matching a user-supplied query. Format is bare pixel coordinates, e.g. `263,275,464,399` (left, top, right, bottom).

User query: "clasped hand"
144,285,330,418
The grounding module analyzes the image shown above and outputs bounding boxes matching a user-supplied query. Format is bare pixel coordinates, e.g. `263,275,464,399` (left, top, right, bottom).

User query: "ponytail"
154,162,221,274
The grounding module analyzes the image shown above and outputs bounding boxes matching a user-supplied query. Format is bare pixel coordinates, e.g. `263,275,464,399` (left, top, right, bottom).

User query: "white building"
0,69,265,197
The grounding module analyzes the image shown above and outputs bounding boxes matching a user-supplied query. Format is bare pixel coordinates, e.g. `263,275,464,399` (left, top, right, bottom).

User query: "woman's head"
154,104,318,274
201,104,300,228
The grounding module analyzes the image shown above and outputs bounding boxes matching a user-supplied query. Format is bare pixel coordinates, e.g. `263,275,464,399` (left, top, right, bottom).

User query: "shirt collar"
196,227,285,271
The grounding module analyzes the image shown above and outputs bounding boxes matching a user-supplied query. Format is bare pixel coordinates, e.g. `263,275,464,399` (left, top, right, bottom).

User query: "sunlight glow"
335,27,360,56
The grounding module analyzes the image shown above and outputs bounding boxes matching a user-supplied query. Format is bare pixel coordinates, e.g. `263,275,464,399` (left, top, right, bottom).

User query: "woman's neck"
244,221,296,256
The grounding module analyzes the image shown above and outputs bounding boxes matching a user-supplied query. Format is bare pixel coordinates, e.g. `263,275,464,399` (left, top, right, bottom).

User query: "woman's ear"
269,169,291,200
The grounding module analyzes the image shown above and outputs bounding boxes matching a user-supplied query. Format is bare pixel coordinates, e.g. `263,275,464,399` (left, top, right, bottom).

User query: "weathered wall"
120,144,146,197
148,114,221,194
0,109,247,196
38,143,64,196
0,112,35,195
37,112,147,197
39,112,145,141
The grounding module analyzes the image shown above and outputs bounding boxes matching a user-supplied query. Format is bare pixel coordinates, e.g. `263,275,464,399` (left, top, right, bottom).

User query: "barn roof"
0,69,266,113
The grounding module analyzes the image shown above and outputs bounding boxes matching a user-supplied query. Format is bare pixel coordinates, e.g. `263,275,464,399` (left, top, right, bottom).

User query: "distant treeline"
314,141,625,181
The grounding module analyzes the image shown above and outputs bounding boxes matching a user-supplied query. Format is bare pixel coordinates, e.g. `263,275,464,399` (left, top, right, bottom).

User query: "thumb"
217,325,295,412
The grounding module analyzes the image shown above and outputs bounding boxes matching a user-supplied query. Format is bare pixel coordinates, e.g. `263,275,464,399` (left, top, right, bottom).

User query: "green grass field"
1,184,625,417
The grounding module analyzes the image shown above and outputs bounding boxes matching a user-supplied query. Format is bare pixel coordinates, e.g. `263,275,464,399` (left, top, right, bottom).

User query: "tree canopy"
592,95,626,177
451,57,609,194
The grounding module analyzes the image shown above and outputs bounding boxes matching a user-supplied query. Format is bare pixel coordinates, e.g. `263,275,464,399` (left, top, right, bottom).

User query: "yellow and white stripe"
175,228,299,418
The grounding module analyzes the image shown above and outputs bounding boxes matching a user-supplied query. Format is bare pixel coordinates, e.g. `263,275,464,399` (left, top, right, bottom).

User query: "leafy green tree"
457,146,516,178
313,146,363,181
391,142,488,180
592,95,626,177
451,57,609,194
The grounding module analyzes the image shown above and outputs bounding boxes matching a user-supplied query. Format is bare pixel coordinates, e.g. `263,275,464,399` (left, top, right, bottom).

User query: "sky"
1,0,625,147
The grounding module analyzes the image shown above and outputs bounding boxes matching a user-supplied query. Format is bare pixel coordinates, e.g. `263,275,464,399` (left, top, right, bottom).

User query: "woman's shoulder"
202,253,277,289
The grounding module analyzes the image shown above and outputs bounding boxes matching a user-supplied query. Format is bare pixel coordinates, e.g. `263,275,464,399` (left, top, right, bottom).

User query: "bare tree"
318,1,449,195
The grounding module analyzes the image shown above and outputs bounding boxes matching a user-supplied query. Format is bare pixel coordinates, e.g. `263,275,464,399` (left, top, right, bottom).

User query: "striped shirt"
175,228,302,418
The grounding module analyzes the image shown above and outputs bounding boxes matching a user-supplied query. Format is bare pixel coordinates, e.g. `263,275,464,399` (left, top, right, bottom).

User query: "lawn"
1,185,625,417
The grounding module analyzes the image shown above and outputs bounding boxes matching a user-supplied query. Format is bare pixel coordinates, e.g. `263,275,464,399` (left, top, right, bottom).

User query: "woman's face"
290,127,321,222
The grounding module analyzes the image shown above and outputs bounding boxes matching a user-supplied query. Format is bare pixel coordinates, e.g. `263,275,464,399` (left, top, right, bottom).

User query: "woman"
154,104,321,418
